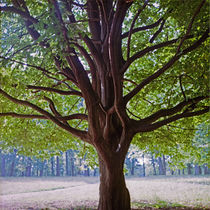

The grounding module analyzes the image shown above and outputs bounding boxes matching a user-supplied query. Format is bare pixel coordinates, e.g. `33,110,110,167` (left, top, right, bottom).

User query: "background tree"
0,0,209,209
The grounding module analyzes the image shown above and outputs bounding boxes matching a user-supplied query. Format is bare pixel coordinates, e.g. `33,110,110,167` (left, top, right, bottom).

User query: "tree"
0,0,209,209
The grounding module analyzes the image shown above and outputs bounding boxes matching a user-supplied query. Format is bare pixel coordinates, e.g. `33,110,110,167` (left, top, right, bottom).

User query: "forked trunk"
98,156,131,210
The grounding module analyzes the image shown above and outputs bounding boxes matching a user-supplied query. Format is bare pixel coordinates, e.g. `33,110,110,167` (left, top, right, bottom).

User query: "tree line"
1,148,209,177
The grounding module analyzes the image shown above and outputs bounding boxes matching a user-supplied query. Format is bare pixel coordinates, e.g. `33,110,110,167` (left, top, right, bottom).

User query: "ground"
0,176,209,210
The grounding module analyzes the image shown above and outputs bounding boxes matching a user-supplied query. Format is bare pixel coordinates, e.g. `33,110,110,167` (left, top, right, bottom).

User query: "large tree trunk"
98,157,131,210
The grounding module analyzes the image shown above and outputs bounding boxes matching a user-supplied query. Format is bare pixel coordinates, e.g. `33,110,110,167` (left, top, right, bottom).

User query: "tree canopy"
0,0,209,209
0,0,209,156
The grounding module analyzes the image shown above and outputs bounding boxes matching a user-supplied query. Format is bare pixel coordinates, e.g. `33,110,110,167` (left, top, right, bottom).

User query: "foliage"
0,0,209,183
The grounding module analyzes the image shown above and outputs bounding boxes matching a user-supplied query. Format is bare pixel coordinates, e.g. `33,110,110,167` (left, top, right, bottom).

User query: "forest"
1,149,209,178
1,124,209,178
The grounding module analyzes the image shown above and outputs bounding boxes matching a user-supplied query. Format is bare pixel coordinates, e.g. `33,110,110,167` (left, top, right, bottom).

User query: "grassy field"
0,176,209,209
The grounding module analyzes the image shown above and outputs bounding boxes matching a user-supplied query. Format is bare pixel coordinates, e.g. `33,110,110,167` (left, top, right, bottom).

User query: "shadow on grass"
132,200,209,210
39,207,208,210
39,203,208,210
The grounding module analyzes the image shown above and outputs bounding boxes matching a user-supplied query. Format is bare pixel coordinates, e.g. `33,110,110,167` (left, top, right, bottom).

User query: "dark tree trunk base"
98,157,131,210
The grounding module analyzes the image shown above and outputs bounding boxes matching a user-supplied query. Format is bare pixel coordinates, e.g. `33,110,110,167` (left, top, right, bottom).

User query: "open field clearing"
0,176,209,209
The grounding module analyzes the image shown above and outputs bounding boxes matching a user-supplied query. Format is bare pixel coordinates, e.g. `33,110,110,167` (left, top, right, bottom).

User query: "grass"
0,176,209,209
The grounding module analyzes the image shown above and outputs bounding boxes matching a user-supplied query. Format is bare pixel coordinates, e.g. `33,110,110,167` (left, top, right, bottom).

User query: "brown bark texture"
98,155,131,210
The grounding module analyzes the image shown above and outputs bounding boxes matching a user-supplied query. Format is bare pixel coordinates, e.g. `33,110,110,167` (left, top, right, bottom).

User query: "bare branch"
123,78,138,86
122,18,163,39
43,96,62,118
126,108,141,120
179,75,187,101
149,19,165,43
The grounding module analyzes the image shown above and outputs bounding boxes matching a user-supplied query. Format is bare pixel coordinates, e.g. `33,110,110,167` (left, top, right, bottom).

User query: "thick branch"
149,19,165,43
0,112,46,119
72,42,97,91
50,0,96,110
62,114,88,121
122,38,179,73
0,89,89,141
0,112,88,121
27,85,82,97
124,30,209,104
82,35,104,70
0,6,38,23
87,0,101,46
141,96,208,124
109,1,131,127
122,18,163,39
143,107,209,132
44,96,62,118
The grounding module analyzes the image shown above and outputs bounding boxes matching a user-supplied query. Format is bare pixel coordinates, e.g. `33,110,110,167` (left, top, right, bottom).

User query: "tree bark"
1,153,6,177
194,164,201,175
66,151,69,176
51,156,55,176
131,158,135,176
142,154,146,177
187,163,192,175
9,150,16,176
98,157,131,210
69,150,75,176
203,164,209,175
40,160,45,177
25,157,32,177
56,156,60,176
162,155,166,175
158,157,164,175
151,155,157,175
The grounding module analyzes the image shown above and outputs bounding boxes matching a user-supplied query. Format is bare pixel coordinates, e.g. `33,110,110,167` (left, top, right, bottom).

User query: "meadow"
0,176,209,209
